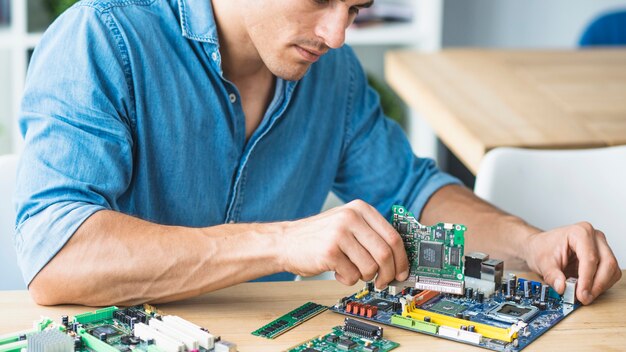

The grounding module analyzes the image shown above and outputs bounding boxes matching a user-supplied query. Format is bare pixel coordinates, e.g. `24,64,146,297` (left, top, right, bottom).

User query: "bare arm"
29,200,409,306
421,184,622,305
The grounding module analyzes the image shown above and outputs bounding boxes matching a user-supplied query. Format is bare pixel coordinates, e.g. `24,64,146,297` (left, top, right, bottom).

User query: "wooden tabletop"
385,49,626,174
1,271,625,351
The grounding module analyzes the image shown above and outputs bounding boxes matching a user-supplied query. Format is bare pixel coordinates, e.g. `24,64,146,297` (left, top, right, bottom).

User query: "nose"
315,8,348,49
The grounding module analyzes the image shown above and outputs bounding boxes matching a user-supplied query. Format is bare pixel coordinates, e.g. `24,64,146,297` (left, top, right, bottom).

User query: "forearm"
420,184,540,269
29,210,285,306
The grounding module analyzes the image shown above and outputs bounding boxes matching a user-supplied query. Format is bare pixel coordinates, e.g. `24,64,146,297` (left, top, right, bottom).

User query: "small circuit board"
0,305,237,352
252,302,328,339
287,318,399,352
391,205,466,294
329,204,581,351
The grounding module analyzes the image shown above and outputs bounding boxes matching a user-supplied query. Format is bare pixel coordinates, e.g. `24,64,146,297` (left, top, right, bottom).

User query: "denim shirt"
14,0,460,284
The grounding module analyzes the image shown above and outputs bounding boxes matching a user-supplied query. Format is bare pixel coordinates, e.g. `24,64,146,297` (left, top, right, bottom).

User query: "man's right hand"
279,200,409,288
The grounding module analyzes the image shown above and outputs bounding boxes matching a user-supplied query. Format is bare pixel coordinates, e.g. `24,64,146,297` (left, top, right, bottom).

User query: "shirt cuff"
409,172,463,220
14,201,106,285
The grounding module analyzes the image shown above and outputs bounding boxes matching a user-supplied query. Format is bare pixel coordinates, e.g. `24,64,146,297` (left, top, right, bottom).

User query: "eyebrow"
341,0,375,8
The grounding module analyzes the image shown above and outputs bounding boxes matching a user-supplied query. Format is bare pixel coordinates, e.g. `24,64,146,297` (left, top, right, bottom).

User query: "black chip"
338,337,357,350
418,242,443,269
450,246,461,266
302,348,320,352
364,346,379,352
397,222,409,234
367,299,394,312
325,334,339,343
90,325,119,338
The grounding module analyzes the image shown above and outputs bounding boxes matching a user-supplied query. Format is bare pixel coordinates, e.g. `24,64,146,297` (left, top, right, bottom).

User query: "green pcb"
391,205,466,294
252,302,327,339
288,325,399,352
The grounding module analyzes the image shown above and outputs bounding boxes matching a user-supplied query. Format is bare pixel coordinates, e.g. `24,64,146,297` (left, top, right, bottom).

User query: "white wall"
443,0,626,48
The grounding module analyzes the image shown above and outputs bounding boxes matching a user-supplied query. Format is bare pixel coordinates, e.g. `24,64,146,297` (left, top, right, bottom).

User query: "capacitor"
460,325,467,331
61,315,69,326
456,312,464,319
465,287,474,300
424,316,431,323
506,277,514,297
18,334,26,341
463,313,471,321
539,302,547,311
508,273,517,294
524,280,531,298
74,337,82,349
99,333,107,341
468,325,476,332
540,284,549,302
477,292,485,303
514,295,521,303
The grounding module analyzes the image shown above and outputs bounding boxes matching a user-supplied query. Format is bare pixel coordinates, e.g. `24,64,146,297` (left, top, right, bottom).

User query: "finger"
542,265,567,295
588,231,621,302
332,251,362,286
570,224,600,304
345,200,409,280
348,220,397,288
336,232,380,282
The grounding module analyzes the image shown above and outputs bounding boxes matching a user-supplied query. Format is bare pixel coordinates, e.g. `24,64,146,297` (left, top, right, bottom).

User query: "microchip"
90,325,120,338
367,299,394,312
449,247,461,267
418,242,443,269
397,222,409,234
430,300,467,316
434,228,445,240
302,348,320,352
338,336,357,350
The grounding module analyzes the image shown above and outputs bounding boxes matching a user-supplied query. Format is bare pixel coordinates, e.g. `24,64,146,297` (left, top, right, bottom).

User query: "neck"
211,0,271,82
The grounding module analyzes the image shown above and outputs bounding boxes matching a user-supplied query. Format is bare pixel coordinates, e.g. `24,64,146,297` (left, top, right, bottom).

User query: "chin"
268,60,312,81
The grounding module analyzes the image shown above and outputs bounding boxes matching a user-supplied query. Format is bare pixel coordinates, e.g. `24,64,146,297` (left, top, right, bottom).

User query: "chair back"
475,146,626,268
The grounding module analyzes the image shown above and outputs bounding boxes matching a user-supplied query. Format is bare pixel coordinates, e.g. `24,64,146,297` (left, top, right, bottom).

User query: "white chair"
474,146,626,268
0,154,26,290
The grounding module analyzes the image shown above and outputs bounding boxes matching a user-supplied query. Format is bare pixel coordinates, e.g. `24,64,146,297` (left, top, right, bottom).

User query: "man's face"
239,0,373,81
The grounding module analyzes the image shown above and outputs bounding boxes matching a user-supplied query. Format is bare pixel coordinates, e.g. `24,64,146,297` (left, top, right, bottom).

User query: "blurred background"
1,0,625,182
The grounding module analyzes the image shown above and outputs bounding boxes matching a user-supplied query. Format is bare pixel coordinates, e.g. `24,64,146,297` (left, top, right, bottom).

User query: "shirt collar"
177,0,220,44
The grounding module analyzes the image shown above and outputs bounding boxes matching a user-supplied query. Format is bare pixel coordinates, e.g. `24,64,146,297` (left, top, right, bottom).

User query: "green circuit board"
391,205,466,294
288,319,399,352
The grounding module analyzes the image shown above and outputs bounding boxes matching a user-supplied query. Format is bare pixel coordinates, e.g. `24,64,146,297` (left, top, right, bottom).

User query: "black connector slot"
343,318,383,340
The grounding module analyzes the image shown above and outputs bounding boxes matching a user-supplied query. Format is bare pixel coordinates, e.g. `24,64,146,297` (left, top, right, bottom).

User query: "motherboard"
0,305,236,352
329,205,580,352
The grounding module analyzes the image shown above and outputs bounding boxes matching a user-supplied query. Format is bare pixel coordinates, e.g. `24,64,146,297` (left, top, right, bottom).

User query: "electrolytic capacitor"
61,315,69,327
465,287,474,300
477,292,485,303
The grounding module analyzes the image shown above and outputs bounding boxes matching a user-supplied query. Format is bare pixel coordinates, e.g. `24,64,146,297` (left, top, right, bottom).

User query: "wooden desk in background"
1,271,625,351
385,49,626,174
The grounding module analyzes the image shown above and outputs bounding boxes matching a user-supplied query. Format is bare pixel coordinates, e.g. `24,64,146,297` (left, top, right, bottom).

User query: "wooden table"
385,49,626,174
1,271,625,351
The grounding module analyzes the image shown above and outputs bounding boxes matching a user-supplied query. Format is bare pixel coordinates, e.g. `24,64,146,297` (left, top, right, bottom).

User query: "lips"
295,45,325,63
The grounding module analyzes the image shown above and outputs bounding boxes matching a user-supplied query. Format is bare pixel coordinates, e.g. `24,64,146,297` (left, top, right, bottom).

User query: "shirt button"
211,52,218,61
229,93,237,103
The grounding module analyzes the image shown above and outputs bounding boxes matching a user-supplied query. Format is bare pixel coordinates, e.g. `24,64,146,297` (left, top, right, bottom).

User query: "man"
15,0,620,306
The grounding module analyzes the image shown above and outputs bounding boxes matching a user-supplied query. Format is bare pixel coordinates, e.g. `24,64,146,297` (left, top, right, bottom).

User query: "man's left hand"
524,222,622,305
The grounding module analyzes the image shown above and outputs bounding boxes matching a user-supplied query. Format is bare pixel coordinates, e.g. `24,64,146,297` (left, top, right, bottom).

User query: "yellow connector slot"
403,307,516,342
355,289,369,299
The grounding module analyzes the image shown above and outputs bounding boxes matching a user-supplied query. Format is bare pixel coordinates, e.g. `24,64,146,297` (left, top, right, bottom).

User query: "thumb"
542,267,567,294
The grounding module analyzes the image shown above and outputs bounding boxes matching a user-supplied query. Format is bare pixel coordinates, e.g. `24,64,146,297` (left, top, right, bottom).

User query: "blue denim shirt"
15,0,460,285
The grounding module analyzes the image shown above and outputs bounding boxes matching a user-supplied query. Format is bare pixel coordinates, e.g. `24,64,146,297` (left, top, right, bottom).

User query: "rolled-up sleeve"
332,47,461,219
14,5,134,285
